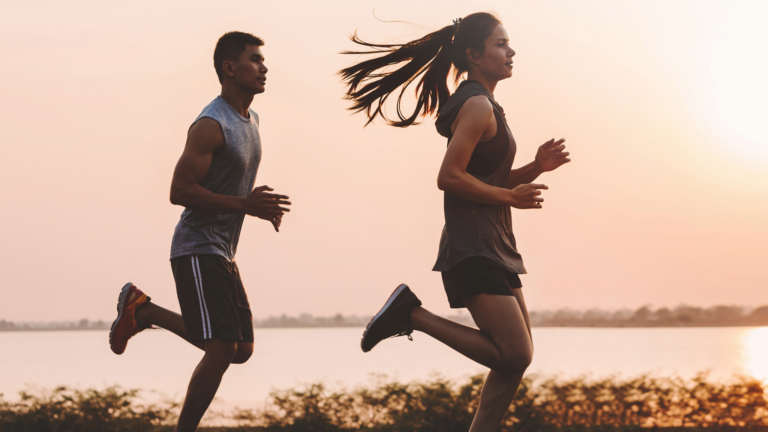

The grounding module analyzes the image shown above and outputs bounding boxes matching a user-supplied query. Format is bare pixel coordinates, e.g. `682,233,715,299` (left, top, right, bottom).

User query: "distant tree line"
528,304,768,327
3,304,768,331
0,315,371,331
0,319,109,332
253,313,369,328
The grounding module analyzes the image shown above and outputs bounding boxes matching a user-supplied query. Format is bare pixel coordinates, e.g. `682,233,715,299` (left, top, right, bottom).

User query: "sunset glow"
703,1,768,162
742,327,768,382
0,1,765,322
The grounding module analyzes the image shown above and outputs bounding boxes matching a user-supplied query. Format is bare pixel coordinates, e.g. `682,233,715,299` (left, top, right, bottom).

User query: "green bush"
233,374,768,431
508,373,768,431
232,375,485,432
0,386,176,432
3,374,768,431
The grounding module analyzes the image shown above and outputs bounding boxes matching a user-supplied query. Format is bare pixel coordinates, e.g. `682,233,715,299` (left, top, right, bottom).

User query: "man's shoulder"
248,108,259,125
187,117,225,150
198,97,228,119
190,98,229,132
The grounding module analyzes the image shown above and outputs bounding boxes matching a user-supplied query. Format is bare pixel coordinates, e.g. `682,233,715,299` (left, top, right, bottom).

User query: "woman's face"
472,24,516,81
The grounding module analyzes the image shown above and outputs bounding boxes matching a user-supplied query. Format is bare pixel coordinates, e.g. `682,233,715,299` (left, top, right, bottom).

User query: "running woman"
340,13,570,431
108,31,290,431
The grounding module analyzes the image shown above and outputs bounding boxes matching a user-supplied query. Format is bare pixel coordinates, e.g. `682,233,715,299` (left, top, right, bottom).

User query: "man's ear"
221,59,236,79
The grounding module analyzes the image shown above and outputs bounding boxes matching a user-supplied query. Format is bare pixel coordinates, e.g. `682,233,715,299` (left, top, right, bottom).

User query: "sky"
0,0,766,322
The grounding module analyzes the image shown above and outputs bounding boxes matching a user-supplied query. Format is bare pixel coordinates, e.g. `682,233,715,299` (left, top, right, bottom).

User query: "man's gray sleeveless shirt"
170,96,262,262
432,81,526,274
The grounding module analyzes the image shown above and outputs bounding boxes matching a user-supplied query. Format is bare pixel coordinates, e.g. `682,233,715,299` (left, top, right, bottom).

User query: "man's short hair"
213,31,265,84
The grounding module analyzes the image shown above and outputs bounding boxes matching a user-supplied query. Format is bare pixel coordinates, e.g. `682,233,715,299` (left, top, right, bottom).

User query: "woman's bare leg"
411,291,532,374
465,289,531,431
411,289,532,431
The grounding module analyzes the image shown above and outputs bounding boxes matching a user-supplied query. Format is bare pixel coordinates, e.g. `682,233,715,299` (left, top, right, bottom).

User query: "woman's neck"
465,72,498,95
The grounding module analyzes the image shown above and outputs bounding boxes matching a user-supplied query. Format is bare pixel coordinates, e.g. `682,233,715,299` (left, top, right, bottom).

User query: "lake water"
2,326,768,411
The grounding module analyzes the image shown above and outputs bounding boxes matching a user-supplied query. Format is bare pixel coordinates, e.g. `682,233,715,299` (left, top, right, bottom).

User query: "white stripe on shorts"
191,255,212,339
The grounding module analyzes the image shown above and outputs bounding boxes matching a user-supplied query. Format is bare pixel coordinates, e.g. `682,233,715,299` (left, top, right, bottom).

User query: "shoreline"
2,322,768,332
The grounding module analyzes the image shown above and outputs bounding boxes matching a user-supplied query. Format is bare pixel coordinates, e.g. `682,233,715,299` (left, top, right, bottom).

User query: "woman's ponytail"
339,12,501,128
339,26,455,127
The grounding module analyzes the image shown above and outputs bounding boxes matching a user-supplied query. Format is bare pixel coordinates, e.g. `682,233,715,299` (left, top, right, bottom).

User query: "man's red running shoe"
109,283,150,355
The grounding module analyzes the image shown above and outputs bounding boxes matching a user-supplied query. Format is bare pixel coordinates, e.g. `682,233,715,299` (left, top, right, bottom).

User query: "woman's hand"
509,183,548,209
535,138,570,172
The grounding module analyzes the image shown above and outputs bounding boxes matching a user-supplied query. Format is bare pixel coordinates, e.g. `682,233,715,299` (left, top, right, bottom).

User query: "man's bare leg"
135,301,254,364
175,339,237,432
136,302,204,350
127,299,253,430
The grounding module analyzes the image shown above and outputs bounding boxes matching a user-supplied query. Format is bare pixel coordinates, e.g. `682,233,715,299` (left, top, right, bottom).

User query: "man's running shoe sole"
361,283,409,352
109,282,144,355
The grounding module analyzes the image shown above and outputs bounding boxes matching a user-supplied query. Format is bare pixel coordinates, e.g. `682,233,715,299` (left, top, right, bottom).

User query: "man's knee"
204,340,238,366
231,343,254,364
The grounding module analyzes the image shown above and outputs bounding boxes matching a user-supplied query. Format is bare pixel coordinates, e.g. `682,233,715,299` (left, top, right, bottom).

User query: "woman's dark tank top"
432,80,527,275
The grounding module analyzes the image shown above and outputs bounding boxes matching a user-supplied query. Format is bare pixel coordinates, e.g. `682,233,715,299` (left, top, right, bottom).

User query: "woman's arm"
437,96,547,209
509,138,570,188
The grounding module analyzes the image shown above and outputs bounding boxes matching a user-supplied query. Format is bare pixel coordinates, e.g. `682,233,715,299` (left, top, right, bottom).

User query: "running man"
340,13,570,432
108,31,290,431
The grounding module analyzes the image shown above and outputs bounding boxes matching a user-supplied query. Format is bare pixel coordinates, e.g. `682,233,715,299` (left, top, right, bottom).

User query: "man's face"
229,45,268,94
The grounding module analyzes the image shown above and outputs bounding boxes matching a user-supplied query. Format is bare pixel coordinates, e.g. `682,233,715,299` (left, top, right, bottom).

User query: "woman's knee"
231,343,254,364
496,348,533,375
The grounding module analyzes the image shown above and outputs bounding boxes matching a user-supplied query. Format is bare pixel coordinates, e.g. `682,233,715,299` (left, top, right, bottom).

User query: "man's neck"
219,86,255,118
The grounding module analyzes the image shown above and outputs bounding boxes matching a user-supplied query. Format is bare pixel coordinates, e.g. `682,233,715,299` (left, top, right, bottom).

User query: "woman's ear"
465,47,480,65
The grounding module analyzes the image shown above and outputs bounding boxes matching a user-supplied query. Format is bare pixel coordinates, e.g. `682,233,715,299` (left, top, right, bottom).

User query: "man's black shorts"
441,256,523,309
171,254,254,343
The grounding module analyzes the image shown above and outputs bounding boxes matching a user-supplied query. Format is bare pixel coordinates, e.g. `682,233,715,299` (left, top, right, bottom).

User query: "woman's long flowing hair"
339,12,501,127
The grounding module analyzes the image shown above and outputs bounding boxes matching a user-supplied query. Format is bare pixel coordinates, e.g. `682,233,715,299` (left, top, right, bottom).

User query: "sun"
703,1,768,163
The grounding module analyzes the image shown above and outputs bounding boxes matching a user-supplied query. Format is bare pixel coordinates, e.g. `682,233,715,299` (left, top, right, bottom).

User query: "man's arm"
170,118,244,213
169,118,290,221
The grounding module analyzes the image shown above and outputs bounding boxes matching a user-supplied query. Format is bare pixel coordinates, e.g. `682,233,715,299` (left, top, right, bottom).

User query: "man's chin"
245,83,265,95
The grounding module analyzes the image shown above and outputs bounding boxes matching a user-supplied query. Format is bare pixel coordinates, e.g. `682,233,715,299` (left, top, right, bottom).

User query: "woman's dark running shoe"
361,284,422,353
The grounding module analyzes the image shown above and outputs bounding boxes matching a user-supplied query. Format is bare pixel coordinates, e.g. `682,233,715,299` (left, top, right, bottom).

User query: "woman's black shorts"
441,256,523,309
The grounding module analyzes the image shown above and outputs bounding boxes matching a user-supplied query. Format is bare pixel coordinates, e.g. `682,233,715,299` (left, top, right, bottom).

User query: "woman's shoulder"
454,95,494,125
436,85,495,137
460,94,493,111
